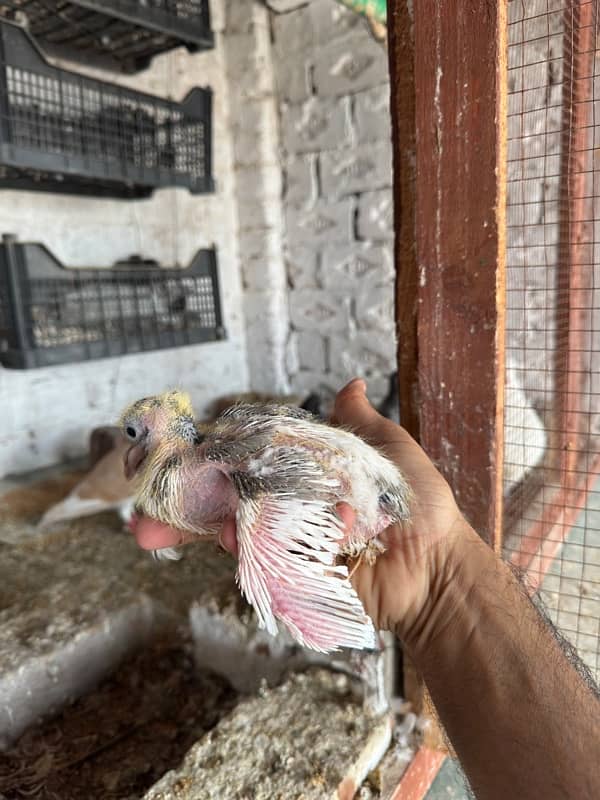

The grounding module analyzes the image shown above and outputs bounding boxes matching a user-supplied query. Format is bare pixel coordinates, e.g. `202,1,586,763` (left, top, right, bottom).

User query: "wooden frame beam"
415,0,507,545
389,0,507,790
390,0,419,440
391,0,507,547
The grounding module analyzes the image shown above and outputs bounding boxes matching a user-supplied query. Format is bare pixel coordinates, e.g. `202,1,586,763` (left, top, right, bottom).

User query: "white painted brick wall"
357,189,394,241
282,97,351,153
284,154,319,208
320,243,394,288
313,33,389,97
273,55,313,104
329,331,396,377
355,286,396,331
238,228,283,291
271,1,396,408
354,85,392,142
320,140,393,197
289,289,351,333
0,0,250,477
286,198,355,250
286,247,320,288
296,331,328,372
224,0,290,395
272,0,363,53
265,0,308,12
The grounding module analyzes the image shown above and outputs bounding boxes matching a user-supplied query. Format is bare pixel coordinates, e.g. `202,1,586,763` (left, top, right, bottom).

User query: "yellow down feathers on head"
120,390,194,426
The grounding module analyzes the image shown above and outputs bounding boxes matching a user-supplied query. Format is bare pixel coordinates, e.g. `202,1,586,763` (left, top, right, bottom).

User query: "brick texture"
357,189,394,241
272,1,397,402
225,0,290,394
282,97,350,154
321,242,394,288
313,34,389,97
320,140,393,197
285,198,354,250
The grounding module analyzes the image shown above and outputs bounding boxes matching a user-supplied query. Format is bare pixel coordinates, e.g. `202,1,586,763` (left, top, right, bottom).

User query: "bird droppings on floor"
0,637,238,800
143,669,392,800
0,469,243,747
0,464,420,799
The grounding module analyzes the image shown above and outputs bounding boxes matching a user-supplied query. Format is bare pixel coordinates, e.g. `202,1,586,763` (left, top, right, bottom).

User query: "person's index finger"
133,517,193,550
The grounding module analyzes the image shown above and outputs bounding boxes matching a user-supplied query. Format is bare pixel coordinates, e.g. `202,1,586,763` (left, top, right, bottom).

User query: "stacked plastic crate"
0,1,222,368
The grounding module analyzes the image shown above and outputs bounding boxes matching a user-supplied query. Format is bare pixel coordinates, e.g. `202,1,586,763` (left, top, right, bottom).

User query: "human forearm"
403,523,599,800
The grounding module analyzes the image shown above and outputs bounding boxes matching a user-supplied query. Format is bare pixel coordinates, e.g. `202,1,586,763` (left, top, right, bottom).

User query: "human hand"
332,378,472,646
129,512,238,555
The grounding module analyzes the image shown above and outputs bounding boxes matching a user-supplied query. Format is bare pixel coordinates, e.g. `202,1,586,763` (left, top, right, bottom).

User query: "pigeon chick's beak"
124,443,147,480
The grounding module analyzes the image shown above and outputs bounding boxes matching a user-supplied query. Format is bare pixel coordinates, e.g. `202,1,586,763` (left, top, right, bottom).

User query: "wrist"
397,519,494,659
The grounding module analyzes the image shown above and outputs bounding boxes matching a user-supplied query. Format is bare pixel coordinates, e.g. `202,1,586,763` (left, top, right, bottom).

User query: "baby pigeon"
120,391,412,653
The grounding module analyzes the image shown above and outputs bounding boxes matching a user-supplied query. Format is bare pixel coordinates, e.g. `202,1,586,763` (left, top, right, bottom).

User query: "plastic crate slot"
0,236,224,368
0,1,213,73
0,21,213,196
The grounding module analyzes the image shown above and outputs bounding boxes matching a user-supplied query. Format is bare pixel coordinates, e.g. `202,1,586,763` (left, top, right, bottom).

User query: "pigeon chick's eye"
126,425,138,440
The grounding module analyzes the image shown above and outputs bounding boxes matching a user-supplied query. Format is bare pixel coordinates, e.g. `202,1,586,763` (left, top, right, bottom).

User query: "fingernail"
343,377,367,394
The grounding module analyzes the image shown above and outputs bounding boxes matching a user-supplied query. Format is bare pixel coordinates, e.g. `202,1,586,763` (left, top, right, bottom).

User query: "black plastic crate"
0,21,213,197
0,235,225,369
0,1,213,73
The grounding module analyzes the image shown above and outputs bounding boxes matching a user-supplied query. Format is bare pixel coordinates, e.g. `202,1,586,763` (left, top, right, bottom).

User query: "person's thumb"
332,378,380,430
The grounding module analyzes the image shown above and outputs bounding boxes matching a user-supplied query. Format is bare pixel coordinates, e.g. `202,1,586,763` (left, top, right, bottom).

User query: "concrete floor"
426,760,471,799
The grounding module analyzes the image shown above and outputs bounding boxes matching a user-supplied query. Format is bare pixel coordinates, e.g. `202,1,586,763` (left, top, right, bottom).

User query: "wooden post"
411,0,507,546
389,0,507,790
392,0,507,547
389,0,419,440
555,1,595,485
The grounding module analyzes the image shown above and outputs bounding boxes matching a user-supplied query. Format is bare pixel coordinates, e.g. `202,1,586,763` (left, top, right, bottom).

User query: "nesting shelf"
0,235,225,369
0,1,213,73
0,21,213,197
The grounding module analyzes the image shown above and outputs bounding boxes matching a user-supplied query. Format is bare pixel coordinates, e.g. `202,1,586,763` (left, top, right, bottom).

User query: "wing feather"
236,495,377,653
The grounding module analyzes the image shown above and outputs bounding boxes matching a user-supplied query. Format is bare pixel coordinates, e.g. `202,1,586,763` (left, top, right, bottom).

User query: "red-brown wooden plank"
389,3,507,782
389,0,419,439
510,452,600,587
411,0,507,544
390,747,446,800
554,1,595,484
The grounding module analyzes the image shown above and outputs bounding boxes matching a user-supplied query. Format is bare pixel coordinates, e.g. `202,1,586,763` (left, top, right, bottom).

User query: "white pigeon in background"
38,426,135,529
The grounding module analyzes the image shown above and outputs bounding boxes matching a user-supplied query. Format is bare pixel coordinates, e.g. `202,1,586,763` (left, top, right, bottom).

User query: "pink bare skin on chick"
129,504,357,560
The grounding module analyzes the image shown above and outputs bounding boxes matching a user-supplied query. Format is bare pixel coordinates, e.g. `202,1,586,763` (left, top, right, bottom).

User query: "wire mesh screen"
504,0,600,682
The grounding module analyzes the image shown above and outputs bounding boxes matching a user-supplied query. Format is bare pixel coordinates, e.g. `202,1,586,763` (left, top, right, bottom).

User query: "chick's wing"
235,493,377,653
